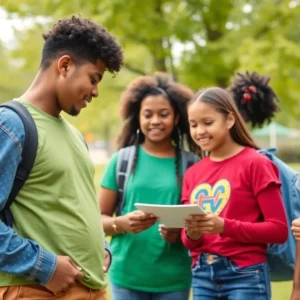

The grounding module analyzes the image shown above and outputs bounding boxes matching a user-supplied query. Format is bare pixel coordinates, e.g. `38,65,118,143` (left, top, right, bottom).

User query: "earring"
135,128,140,143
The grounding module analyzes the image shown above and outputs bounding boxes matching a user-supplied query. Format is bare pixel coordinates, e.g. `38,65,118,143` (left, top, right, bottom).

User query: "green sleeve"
100,152,119,191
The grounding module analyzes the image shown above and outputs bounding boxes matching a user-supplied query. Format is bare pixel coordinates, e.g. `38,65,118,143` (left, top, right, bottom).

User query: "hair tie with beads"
242,85,257,103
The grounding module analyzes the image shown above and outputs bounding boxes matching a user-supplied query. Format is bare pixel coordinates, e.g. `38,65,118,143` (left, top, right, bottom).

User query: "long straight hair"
189,87,260,152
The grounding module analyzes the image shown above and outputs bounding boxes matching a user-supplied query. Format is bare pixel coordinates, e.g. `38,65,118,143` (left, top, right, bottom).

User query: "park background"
1,0,300,298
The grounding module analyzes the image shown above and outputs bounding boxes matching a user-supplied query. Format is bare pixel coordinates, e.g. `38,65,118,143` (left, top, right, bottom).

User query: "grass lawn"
95,163,296,300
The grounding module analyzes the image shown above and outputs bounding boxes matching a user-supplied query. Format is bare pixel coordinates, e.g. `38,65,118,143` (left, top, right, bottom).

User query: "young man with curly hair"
0,16,123,299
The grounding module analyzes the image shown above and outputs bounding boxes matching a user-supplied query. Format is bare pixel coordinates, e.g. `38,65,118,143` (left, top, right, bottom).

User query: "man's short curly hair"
41,16,123,74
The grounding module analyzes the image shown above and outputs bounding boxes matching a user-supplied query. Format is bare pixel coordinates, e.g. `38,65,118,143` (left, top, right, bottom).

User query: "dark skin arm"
99,187,158,235
159,224,181,243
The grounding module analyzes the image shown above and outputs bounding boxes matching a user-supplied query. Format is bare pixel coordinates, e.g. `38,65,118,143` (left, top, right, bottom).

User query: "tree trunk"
152,39,167,72
151,0,167,72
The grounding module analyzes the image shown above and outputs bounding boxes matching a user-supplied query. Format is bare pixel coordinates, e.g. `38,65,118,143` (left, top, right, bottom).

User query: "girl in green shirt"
99,72,198,300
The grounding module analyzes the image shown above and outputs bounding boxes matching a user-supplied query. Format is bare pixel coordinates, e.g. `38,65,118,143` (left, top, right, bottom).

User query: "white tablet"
134,203,205,228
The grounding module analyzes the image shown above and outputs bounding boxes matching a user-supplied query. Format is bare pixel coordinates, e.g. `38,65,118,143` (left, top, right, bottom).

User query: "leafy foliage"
1,0,300,138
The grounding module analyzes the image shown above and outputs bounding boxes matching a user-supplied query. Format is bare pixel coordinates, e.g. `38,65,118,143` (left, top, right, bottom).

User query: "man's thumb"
68,258,84,280
75,271,84,280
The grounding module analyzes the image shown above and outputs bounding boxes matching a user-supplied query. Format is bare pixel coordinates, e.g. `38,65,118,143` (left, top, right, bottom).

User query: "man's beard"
69,106,79,116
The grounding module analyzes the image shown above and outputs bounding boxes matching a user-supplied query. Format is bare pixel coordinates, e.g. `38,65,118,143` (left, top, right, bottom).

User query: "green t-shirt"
101,146,192,292
0,102,106,289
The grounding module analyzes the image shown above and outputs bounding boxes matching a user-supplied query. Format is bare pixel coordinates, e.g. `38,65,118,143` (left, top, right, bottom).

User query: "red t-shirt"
181,147,288,268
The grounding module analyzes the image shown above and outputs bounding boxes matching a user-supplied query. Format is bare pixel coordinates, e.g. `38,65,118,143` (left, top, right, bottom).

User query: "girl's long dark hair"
228,71,280,128
118,72,199,184
190,87,260,156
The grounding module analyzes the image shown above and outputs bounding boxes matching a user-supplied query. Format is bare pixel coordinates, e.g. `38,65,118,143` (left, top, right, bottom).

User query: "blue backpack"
0,101,38,228
259,148,300,281
0,100,88,228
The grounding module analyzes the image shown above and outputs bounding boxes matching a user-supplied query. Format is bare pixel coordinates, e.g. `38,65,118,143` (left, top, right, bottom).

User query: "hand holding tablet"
134,203,205,228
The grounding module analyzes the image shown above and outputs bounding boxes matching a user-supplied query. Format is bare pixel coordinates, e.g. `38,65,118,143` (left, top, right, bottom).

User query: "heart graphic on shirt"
190,179,231,215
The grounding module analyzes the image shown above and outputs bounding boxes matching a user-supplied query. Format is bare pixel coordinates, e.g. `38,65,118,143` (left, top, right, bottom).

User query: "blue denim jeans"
111,284,190,300
192,254,271,300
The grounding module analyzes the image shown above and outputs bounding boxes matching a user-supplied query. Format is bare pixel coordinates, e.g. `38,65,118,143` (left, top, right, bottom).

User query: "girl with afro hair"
99,73,198,300
228,71,280,128
230,72,300,299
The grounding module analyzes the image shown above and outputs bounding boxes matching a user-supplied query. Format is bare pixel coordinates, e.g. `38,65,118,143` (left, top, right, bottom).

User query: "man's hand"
103,250,111,273
292,219,300,241
46,256,84,295
184,213,224,240
159,224,180,243
116,211,158,234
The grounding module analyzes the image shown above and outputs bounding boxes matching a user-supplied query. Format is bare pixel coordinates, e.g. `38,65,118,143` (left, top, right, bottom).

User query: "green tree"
1,0,300,132
0,42,28,100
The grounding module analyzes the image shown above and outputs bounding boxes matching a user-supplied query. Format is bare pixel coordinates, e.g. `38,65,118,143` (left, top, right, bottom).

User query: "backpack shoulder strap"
0,101,38,227
181,150,198,172
258,148,276,161
115,145,135,216
258,148,297,280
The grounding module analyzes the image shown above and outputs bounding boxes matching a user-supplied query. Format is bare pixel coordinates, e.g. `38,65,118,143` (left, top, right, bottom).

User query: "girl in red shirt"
181,87,288,300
